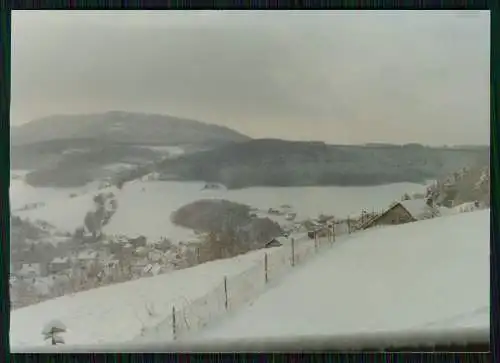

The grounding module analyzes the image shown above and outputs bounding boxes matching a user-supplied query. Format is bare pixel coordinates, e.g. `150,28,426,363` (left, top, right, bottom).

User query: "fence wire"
173,281,227,340
266,244,294,281
227,259,267,311
138,229,343,342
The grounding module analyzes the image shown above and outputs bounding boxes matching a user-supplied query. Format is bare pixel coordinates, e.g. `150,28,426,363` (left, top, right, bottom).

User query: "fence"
137,225,350,342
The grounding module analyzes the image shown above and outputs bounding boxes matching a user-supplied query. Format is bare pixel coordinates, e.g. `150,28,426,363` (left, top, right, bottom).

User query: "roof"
265,236,288,247
51,257,69,264
359,199,435,230
18,263,42,276
399,200,435,219
77,250,98,260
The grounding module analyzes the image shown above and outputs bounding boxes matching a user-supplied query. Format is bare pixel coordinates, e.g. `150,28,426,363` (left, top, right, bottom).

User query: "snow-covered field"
10,178,99,212
10,173,428,243
10,248,268,347
188,209,490,340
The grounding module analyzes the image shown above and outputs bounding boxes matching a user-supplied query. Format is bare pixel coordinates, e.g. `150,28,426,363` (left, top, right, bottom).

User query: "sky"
11,10,490,146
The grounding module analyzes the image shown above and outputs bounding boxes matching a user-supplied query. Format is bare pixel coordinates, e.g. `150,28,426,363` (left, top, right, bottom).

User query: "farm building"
264,236,288,248
48,257,71,274
358,199,438,230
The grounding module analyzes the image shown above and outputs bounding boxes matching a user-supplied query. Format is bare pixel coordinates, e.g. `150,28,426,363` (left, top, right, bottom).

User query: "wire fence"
137,224,351,342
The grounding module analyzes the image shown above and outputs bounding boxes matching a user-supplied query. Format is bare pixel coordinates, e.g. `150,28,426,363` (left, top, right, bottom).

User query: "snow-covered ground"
188,209,489,340
14,183,119,234
10,208,488,349
144,145,186,157
10,249,268,348
10,174,426,243
10,177,99,212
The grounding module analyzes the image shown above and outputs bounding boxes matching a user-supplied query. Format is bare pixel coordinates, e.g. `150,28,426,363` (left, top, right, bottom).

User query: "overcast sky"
11,10,489,145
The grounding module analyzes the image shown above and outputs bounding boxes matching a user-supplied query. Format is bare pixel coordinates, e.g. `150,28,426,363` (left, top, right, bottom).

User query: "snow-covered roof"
51,257,69,264
19,263,41,275
77,250,98,260
398,200,435,220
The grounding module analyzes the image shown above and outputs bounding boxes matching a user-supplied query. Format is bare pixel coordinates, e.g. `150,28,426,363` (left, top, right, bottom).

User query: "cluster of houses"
10,233,199,309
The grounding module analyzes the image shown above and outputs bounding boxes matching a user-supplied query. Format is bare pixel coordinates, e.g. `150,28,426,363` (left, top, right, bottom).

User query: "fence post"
172,306,177,340
264,253,268,283
291,238,295,267
224,276,228,310
314,231,318,252
196,247,200,265
347,217,351,234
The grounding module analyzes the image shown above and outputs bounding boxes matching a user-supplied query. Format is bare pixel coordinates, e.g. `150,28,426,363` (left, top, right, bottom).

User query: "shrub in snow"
42,319,67,345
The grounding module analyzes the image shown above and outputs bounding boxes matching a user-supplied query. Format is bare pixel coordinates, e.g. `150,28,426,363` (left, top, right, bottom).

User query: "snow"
51,257,69,264
145,146,186,157
10,175,99,211
42,319,67,335
399,199,435,219
104,181,427,242
10,172,427,243
10,248,269,348
100,163,136,172
189,210,489,341
15,185,119,235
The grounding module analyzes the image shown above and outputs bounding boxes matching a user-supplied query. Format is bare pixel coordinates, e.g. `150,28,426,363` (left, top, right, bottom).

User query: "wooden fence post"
264,253,268,283
224,276,228,310
314,231,318,252
196,247,200,265
347,217,351,234
291,238,295,267
172,306,177,340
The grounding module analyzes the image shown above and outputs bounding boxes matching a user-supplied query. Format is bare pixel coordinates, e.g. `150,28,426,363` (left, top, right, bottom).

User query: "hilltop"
11,111,251,187
156,139,489,189
11,111,250,147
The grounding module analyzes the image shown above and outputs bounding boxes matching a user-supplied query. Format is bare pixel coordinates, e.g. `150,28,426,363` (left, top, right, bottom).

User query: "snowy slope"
10,249,269,348
189,210,490,340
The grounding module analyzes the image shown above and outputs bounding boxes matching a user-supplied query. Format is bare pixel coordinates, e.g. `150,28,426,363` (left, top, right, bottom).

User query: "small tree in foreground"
42,319,67,346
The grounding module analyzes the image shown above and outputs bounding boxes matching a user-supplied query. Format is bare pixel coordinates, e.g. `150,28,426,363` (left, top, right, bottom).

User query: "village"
9,164,490,310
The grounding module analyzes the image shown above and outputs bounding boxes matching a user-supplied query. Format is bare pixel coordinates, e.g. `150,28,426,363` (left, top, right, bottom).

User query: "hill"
11,111,251,187
156,139,489,188
11,111,250,147
190,209,489,341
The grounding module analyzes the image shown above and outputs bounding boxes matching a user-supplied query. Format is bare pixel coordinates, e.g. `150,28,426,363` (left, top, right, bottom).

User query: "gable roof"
51,257,69,264
399,199,435,220
359,199,435,230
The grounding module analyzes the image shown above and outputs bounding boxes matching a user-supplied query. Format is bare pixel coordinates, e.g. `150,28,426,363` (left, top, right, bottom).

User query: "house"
18,263,42,279
75,250,99,269
48,257,71,274
264,236,288,248
147,249,164,262
129,235,147,248
359,199,438,230
131,259,150,275
202,182,224,190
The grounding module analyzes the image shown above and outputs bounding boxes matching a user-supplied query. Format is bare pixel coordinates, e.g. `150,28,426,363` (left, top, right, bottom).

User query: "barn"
358,199,438,230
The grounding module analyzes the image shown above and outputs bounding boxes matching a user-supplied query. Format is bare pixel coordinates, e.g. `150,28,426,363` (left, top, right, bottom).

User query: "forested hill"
156,139,489,189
